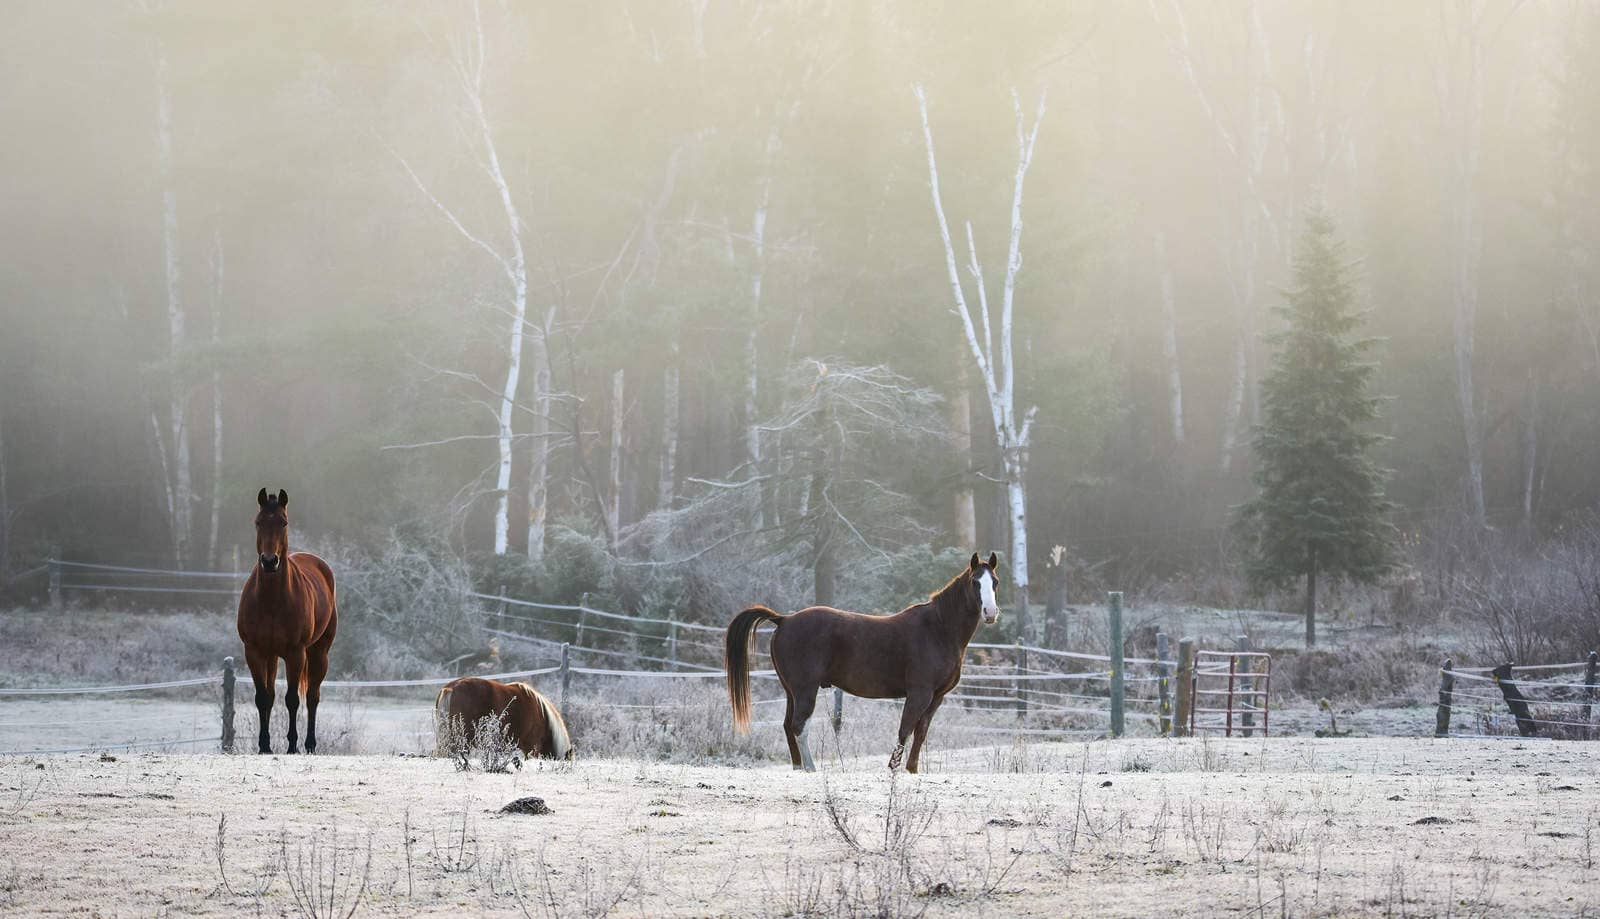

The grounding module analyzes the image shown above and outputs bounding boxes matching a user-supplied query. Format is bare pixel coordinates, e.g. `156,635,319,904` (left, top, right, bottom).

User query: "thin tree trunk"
1304,547,1318,648
155,34,192,567
607,368,624,552
1154,231,1186,446
1219,338,1248,473
658,350,680,512
207,229,224,568
0,409,10,583
1440,1,1489,527
742,140,775,529
1521,371,1538,533
526,308,553,563
951,362,977,546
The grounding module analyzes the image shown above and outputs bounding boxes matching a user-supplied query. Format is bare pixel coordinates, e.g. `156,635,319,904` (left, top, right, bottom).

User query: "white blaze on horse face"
978,568,1000,623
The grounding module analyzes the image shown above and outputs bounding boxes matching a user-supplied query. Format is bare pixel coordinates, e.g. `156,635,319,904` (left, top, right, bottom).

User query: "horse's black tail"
726,606,784,733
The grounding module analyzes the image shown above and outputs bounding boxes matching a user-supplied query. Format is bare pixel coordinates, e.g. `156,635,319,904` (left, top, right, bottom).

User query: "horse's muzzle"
982,611,1001,625
259,553,282,573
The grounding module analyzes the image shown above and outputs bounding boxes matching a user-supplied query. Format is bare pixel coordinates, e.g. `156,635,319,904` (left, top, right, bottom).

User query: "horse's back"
771,605,931,698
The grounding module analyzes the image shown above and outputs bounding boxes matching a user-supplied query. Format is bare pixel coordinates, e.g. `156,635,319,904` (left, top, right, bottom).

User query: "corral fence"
6,564,1268,755
1434,654,1600,739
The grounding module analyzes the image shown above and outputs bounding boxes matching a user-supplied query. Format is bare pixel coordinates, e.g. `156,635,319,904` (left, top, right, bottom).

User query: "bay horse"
236,488,337,754
725,552,1001,773
435,677,573,761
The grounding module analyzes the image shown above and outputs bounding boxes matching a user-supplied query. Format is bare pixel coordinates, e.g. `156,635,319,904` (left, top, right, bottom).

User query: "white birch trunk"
915,85,1043,627
1154,231,1186,445
155,35,192,567
526,309,553,563
607,368,624,551
658,348,679,512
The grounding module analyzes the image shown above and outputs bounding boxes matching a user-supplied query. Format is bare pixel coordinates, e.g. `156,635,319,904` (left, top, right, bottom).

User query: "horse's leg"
283,651,306,754
888,689,932,771
788,686,819,773
246,651,276,755
782,694,803,769
304,632,333,754
906,696,945,774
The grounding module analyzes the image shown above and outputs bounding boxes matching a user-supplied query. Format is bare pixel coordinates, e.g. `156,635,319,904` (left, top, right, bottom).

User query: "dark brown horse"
435,677,573,761
726,552,1001,773
236,488,337,754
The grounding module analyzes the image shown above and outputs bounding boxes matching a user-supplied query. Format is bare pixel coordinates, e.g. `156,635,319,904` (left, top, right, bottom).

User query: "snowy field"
2,737,1596,917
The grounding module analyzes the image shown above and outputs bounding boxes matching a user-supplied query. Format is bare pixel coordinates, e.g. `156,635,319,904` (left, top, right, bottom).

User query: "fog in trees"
3,1,1599,653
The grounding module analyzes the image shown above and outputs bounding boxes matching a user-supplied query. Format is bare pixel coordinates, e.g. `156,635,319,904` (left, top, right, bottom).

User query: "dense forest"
3,1,1598,640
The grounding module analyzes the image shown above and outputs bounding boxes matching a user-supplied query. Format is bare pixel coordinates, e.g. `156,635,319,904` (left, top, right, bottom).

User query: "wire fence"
1435,654,1599,740
5,560,1210,756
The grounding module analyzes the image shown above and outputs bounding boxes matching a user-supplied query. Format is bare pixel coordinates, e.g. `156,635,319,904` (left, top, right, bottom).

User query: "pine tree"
1238,209,1398,647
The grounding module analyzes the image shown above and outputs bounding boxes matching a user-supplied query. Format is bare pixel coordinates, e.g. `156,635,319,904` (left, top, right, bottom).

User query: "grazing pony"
435,677,573,761
236,488,337,754
726,552,1002,773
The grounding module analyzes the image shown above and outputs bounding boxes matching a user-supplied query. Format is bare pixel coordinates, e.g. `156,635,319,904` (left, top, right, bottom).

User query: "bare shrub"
436,710,520,773
280,828,371,919
214,813,277,900
512,839,649,919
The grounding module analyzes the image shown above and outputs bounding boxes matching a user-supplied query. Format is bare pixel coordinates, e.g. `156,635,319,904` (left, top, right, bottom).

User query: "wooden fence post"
1175,638,1195,737
1584,651,1598,740
559,642,572,709
667,621,679,668
1235,635,1254,738
48,560,61,610
496,585,506,629
831,687,844,734
1108,591,1124,738
1434,658,1454,738
221,656,236,753
576,594,589,647
1013,641,1027,720
1156,632,1172,737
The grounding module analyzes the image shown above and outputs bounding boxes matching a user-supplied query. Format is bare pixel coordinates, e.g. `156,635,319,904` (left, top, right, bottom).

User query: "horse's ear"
969,552,981,571
278,489,289,508
257,487,269,507
987,551,999,571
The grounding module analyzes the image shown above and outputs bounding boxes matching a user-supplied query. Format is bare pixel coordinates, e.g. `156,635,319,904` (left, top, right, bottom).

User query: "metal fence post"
559,642,572,709
48,560,61,610
831,687,844,734
1108,591,1124,738
1236,635,1254,738
1434,658,1454,738
221,656,236,754
1156,632,1172,737
1175,638,1195,737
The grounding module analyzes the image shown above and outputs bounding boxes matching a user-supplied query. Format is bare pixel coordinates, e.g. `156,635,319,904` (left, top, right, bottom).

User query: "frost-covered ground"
2,737,1596,917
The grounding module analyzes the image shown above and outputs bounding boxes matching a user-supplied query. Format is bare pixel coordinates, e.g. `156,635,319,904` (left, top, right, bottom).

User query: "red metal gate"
1190,649,1271,736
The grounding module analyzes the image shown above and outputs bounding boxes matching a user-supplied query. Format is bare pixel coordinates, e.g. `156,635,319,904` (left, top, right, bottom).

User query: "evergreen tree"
1238,209,1398,646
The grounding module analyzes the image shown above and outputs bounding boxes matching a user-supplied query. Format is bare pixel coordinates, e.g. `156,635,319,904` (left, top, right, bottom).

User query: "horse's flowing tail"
726,606,784,733
535,691,573,760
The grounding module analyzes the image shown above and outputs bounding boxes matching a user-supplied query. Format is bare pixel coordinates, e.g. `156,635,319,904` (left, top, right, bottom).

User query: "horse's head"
967,552,1001,625
254,488,290,574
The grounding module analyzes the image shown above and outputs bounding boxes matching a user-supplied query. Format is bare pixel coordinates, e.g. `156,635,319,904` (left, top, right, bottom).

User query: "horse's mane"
928,567,973,607
512,682,572,760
